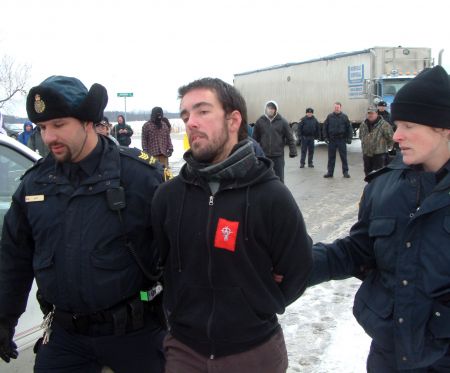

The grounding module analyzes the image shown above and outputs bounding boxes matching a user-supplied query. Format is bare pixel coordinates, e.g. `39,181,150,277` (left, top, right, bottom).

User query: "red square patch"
214,218,239,252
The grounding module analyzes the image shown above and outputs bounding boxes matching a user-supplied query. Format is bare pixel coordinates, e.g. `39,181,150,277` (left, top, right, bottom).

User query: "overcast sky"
1,0,449,117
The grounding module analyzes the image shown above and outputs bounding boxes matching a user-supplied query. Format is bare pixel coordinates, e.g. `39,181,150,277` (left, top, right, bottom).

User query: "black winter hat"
306,108,314,113
390,65,450,129
377,101,387,107
26,76,108,124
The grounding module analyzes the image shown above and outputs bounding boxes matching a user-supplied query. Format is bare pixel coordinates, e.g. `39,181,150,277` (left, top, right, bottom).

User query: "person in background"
17,120,33,146
142,107,173,168
309,65,450,372
297,108,320,168
377,100,393,127
0,75,166,372
112,114,133,147
322,102,353,178
95,116,119,145
253,101,297,183
152,77,312,373
27,125,50,156
359,106,394,176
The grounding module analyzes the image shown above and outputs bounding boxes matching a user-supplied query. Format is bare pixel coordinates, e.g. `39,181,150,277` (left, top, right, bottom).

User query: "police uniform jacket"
310,155,450,369
0,136,163,317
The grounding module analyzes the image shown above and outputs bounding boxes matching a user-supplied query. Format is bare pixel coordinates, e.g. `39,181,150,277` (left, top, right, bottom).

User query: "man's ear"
227,110,242,134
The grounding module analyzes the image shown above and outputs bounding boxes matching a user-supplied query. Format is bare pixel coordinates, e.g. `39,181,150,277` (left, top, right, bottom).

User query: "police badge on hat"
34,94,46,114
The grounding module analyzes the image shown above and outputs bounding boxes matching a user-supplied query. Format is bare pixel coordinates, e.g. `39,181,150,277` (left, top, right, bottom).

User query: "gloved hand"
346,139,352,145
289,153,297,158
0,317,18,363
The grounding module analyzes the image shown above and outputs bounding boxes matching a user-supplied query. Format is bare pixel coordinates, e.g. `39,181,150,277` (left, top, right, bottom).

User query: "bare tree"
0,55,30,109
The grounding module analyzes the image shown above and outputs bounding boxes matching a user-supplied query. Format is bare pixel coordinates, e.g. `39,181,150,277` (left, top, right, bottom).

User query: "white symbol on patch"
221,226,233,241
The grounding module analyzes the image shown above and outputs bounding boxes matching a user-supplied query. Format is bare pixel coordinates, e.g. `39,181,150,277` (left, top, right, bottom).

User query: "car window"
0,144,35,231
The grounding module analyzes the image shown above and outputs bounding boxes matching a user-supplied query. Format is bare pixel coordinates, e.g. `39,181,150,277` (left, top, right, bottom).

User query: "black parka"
151,148,312,358
0,137,163,316
310,155,450,370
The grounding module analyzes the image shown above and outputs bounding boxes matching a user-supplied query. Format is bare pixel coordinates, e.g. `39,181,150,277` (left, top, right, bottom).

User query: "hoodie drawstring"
175,185,187,272
244,186,250,241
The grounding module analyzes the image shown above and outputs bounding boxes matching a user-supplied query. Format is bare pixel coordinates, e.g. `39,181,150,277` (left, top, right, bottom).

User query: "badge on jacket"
25,195,45,202
214,218,239,252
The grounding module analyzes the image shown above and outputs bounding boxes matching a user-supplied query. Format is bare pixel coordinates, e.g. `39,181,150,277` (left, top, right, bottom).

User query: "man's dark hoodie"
151,140,312,358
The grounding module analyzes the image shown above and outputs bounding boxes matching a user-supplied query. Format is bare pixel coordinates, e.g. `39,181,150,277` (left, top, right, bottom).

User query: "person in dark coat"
377,100,393,127
297,108,320,168
0,76,166,372
27,125,50,156
152,78,312,373
17,120,33,145
322,102,353,178
112,114,133,146
309,65,450,372
253,101,297,183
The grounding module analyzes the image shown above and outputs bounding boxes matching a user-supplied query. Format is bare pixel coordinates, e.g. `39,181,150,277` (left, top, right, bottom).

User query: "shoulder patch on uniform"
119,147,158,168
20,157,46,180
364,166,392,183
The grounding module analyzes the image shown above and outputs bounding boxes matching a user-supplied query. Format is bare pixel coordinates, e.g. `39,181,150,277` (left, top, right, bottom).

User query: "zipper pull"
209,196,214,206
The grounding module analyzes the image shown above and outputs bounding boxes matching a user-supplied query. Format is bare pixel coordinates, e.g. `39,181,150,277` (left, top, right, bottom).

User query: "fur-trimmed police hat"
306,108,314,113
26,76,108,124
391,65,450,129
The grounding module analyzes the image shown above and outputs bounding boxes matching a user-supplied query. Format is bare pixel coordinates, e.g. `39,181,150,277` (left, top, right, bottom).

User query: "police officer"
310,66,450,371
297,108,320,168
0,76,165,372
377,100,393,127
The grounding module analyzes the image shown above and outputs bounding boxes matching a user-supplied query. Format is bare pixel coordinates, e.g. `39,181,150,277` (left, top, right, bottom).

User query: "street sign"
117,92,133,97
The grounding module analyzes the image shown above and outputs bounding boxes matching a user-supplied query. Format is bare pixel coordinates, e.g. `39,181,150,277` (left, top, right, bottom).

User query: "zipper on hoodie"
206,194,216,359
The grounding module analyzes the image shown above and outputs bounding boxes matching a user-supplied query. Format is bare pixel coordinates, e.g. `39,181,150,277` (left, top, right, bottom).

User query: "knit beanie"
391,65,450,129
26,76,108,124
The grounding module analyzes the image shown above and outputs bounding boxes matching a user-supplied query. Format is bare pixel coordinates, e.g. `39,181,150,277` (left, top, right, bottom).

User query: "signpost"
117,92,134,121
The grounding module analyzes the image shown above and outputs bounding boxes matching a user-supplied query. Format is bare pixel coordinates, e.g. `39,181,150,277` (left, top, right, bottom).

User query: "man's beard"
191,122,229,163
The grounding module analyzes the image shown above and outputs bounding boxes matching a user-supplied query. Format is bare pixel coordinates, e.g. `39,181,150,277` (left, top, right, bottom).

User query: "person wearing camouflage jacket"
359,107,394,176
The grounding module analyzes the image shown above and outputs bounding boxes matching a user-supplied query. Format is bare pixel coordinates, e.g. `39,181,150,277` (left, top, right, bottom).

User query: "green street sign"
117,92,133,97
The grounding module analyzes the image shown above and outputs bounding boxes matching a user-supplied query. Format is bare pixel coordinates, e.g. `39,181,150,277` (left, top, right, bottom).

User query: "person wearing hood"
151,78,312,373
112,114,133,146
27,125,50,156
309,65,450,371
253,101,297,183
17,120,33,146
141,107,173,167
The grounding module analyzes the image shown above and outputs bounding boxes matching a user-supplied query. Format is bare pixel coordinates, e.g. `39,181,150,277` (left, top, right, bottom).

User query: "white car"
0,133,43,353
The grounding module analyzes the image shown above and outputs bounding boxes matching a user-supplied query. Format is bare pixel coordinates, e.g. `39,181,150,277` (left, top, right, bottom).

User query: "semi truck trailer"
234,46,432,136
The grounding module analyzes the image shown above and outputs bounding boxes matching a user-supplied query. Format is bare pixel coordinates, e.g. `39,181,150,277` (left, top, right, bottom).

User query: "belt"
53,295,155,337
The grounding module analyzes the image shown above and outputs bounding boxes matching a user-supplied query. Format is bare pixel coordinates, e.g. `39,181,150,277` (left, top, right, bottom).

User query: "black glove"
289,153,297,158
346,139,352,145
0,317,18,363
